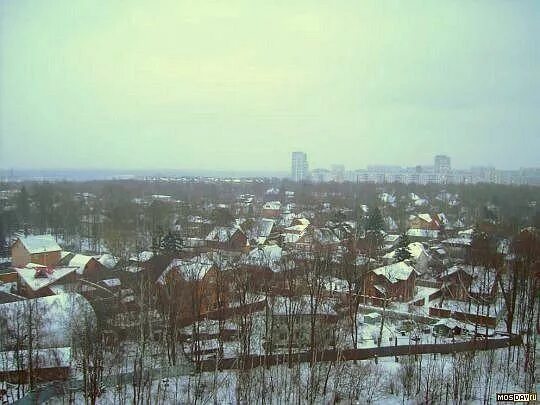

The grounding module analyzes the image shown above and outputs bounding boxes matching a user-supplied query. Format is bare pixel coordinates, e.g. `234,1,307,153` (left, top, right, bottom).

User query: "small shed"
363,312,381,325
433,319,463,337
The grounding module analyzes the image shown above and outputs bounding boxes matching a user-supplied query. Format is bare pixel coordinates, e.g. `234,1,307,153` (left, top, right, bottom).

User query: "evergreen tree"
366,206,384,232
395,233,412,262
160,231,183,256
0,219,7,257
364,206,385,258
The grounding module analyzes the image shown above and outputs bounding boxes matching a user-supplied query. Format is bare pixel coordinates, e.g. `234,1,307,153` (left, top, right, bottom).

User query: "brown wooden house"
261,201,281,218
205,226,248,252
11,235,62,268
156,255,228,316
14,264,79,298
365,261,418,302
58,252,104,281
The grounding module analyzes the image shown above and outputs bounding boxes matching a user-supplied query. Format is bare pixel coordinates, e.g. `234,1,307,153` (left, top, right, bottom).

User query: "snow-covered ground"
430,297,504,317
48,347,532,405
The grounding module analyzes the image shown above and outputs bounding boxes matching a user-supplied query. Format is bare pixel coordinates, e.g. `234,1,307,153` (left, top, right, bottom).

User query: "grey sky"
1,1,539,172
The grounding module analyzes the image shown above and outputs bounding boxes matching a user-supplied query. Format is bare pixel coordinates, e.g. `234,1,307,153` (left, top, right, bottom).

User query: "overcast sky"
1,1,539,172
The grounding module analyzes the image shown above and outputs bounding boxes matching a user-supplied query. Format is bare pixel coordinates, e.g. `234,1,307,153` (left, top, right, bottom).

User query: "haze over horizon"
1,1,539,172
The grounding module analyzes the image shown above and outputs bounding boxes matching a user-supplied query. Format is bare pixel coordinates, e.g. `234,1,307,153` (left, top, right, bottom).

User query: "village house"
312,227,341,252
383,234,401,252
58,252,104,280
441,237,472,259
186,215,213,239
365,261,418,302
239,244,293,290
408,214,444,231
11,235,62,268
125,251,155,273
242,218,276,246
156,254,226,314
261,201,282,218
438,266,474,301
383,242,431,274
406,228,440,243
14,263,79,298
438,265,498,303
433,318,466,338
205,225,249,252
0,293,96,383
0,347,71,384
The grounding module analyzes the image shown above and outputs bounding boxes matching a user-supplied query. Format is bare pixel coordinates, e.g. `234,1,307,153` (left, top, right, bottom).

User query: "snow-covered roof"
282,233,303,244
98,253,118,269
442,237,472,246
205,225,244,243
181,319,238,335
294,217,310,226
434,318,462,329
406,229,440,238
458,228,474,236
187,215,211,224
408,242,430,260
322,277,349,293
355,254,376,266
372,261,416,283
285,224,307,233
263,201,281,211
417,214,432,223
15,263,78,292
245,218,275,244
440,265,471,278
314,228,340,245
157,256,215,284
265,187,280,195
437,213,449,225
379,193,396,204
384,242,428,261
17,235,61,254
129,251,154,263
0,347,71,372
0,293,96,350
384,234,400,243
67,254,94,275
101,278,121,288
242,245,287,272
373,284,387,295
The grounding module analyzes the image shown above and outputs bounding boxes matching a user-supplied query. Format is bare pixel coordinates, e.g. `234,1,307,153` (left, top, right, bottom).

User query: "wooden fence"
0,271,17,283
197,334,521,372
429,307,497,328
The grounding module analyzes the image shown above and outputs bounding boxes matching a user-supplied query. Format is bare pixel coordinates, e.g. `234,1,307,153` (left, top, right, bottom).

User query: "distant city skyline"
2,154,539,176
3,150,538,186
